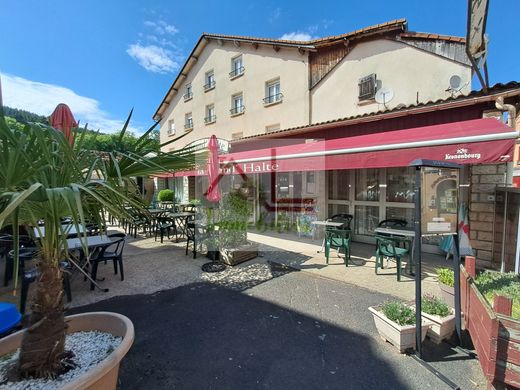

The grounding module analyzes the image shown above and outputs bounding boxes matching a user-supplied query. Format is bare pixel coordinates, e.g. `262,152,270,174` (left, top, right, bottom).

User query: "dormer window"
229,55,244,79
183,84,193,101
204,70,215,91
358,74,377,101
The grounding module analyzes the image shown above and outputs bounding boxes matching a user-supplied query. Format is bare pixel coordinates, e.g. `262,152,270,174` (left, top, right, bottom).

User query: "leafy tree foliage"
2,106,48,124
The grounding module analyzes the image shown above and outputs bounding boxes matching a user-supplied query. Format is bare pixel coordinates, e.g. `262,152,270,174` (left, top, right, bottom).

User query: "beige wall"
310,39,472,123
160,41,309,151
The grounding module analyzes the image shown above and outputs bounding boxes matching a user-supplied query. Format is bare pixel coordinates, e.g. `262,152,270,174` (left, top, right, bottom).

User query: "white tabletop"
374,227,415,237
167,212,195,218
66,235,113,249
312,220,345,227
34,224,86,238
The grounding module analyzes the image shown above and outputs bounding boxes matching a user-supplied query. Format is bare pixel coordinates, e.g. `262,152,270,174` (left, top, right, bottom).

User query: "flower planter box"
368,306,431,353
422,310,455,344
438,282,455,309
460,258,520,389
0,311,134,390
220,242,258,266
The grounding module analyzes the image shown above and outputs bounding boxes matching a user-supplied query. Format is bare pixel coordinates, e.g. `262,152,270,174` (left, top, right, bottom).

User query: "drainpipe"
495,96,518,185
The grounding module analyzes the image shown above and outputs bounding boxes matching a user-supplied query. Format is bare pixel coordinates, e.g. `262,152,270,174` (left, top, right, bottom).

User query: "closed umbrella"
206,135,221,202
50,103,77,145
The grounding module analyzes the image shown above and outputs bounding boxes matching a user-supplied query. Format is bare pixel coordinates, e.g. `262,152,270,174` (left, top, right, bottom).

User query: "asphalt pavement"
69,262,485,390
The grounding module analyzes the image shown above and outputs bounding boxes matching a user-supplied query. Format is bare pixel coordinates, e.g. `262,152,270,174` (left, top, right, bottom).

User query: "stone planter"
220,242,258,266
0,311,134,390
438,282,455,309
422,310,455,344
368,306,431,353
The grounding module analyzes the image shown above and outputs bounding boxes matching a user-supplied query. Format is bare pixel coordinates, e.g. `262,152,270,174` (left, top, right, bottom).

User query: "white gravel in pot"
0,331,122,390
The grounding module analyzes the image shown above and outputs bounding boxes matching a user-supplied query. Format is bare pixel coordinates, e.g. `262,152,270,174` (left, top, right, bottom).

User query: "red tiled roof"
400,32,465,43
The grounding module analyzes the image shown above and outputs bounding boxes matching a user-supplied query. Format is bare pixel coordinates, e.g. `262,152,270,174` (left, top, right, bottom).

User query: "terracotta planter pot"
438,282,455,309
0,311,134,390
220,242,258,266
369,306,431,353
421,310,455,344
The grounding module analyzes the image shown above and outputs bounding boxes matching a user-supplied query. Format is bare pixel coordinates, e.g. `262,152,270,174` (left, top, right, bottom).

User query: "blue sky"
1,0,518,133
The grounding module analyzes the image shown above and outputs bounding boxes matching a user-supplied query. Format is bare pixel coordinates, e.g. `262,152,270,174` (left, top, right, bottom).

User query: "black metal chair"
185,216,207,259
154,214,177,243
329,214,354,230
3,235,36,286
377,219,407,228
89,233,126,290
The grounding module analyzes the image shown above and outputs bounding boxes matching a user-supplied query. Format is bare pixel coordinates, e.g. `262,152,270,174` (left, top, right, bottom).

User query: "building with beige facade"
152,19,520,267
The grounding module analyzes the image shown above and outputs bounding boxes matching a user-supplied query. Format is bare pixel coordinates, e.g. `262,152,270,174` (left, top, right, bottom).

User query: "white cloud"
279,32,313,41
144,20,178,36
1,73,136,133
268,7,281,23
126,44,179,74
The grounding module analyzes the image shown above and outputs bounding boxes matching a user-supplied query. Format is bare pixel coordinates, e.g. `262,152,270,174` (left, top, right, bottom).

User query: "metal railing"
203,81,216,91
204,115,216,124
230,105,245,115
229,66,245,78
263,93,283,105
184,122,193,130
183,92,193,100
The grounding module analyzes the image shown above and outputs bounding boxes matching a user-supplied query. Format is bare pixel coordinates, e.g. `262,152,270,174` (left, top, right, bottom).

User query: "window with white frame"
230,93,244,116
264,79,282,105
184,113,193,130
230,55,244,78
204,70,215,91
358,74,377,101
204,105,216,124
167,120,175,136
184,84,193,101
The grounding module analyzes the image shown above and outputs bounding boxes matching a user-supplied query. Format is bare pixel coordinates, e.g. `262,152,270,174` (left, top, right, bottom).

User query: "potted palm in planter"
217,190,258,266
420,294,455,344
369,301,431,353
0,110,200,387
436,268,455,308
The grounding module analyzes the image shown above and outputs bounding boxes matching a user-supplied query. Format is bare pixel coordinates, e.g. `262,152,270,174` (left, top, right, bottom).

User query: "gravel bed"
0,331,122,390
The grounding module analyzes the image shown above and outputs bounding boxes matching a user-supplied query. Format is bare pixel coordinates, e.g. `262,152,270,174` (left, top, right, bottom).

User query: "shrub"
218,191,250,248
381,301,415,325
158,189,174,202
475,270,520,319
422,293,451,317
437,268,454,287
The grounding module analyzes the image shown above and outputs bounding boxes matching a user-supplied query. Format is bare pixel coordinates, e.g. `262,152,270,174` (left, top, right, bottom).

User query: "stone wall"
469,163,507,269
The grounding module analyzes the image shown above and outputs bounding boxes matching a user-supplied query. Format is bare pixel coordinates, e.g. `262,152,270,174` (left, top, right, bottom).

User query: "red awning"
219,118,516,174
157,118,517,177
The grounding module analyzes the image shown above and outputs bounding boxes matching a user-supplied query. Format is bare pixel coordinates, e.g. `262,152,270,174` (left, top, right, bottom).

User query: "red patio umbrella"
50,103,77,145
206,134,221,202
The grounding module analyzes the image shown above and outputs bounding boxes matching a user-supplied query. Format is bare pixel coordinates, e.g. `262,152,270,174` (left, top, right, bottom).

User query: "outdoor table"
374,227,415,274
312,220,345,253
166,212,196,241
146,208,166,215
33,224,86,238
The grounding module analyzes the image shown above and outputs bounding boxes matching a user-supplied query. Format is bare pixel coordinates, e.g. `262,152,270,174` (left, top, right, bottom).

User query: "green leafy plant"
157,189,174,202
189,198,202,206
475,270,520,319
0,108,202,380
381,301,416,326
437,268,454,287
422,293,451,317
217,191,250,248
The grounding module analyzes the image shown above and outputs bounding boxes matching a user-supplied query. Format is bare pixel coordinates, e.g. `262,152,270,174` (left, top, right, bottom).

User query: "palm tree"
0,110,203,379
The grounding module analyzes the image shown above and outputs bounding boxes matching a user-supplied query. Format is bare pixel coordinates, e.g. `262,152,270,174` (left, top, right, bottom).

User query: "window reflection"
386,167,414,203
355,169,379,201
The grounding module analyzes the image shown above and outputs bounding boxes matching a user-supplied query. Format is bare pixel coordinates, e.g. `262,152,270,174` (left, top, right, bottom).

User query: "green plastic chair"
374,235,411,281
325,228,351,266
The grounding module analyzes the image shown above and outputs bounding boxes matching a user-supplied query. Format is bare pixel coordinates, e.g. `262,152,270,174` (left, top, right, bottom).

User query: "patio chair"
377,219,407,228
325,228,351,266
329,214,354,230
374,235,411,281
185,216,207,259
89,233,126,290
3,236,37,287
154,214,177,243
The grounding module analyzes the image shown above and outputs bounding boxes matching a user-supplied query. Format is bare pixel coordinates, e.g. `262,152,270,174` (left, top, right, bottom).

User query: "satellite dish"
375,88,394,104
449,75,462,89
